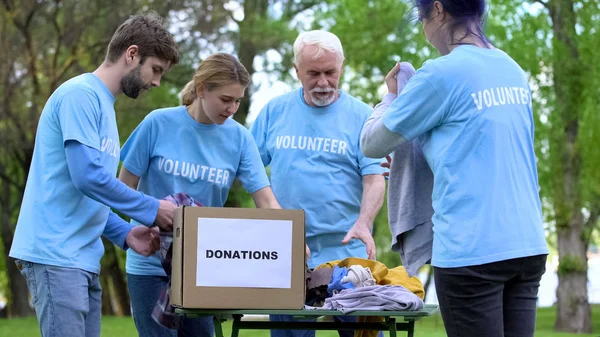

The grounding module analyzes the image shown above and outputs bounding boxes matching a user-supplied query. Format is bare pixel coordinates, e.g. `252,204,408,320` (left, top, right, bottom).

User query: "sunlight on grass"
0,306,598,337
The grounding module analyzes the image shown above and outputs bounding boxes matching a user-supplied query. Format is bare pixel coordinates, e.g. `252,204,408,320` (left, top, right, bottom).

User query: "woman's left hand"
385,62,402,94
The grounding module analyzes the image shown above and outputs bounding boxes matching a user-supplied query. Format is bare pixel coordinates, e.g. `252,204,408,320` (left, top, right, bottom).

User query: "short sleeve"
237,130,271,194
120,115,155,177
249,104,272,166
357,136,386,176
57,90,102,150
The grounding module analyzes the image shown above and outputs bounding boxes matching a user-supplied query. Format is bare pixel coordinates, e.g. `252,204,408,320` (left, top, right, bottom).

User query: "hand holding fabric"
126,226,160,257
155,199,177,231
381,155,392,178
385,62,416,95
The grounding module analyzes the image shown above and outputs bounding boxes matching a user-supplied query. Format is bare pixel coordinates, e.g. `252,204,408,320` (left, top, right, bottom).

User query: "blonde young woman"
119,53,281,337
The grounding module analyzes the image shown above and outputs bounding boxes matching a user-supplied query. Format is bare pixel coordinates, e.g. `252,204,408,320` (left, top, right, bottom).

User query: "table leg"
407,320,415,337
213,316,224,337
389,317,397,337
231,314,243,337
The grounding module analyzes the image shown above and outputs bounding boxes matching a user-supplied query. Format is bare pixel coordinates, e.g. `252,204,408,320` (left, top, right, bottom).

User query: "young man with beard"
250,30,386,337
9,12,179,337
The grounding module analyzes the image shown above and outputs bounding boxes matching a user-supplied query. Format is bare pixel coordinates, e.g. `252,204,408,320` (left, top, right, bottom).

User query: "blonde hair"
293,30,344,66
180,53,250,106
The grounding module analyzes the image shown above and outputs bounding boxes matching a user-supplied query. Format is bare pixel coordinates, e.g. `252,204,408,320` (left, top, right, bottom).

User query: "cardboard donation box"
170,206,306,309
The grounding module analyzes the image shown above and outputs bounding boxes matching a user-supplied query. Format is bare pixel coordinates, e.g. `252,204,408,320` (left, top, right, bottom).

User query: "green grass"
1,306,599,337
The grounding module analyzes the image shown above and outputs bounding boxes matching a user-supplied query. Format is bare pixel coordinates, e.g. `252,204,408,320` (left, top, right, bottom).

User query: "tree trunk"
422,266,434,302
4,253,33,318
100,271,115,316
549,0,592,332
101,238,130,316
1,181,33,318
110,262,131,316
235,0,268,126
555,226,591,332
1,216,34,318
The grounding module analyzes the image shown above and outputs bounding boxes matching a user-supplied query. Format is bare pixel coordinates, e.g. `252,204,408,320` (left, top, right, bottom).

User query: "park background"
0,0,599,335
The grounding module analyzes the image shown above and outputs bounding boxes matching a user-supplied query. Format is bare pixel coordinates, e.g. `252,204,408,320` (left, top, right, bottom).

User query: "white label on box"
196,217,293,288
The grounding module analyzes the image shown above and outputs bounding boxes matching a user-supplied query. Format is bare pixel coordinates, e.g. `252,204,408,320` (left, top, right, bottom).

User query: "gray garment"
387,142,434,277
322,285,424,313
360,62,434,277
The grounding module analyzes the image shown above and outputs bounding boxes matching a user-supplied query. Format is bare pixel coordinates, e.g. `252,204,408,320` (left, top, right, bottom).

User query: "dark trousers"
434,254,547,337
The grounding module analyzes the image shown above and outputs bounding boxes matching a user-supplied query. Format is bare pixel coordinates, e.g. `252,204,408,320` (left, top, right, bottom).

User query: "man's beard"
309,87,337,107
121,65,150,99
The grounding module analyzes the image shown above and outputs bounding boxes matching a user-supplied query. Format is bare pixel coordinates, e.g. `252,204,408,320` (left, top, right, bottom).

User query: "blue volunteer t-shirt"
9,73,120,274
382,45,549,268
122,106,270,276
251,89,384,269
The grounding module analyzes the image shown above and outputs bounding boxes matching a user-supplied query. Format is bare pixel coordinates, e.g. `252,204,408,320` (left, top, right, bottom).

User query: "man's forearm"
356,174,386,228
103,211,135,250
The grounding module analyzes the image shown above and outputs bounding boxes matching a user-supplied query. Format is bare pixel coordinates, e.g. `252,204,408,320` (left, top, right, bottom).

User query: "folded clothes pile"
304,257,425,312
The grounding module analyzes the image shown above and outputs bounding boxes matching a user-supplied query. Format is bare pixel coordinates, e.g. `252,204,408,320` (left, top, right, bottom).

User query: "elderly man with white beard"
250,30,386,337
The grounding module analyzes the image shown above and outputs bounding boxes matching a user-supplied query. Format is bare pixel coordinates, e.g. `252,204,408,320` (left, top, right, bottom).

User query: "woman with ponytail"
118,53,282,337
360,1,548,336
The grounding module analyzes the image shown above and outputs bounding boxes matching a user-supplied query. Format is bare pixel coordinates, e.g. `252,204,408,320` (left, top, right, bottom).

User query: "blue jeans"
127,273,214,337
15,260,102,337
269,315,384,337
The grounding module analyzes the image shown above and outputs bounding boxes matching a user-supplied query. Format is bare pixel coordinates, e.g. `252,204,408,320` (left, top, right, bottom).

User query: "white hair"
293,30,345,66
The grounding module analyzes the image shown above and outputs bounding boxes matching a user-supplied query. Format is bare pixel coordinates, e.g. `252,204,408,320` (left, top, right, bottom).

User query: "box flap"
170,206,185,306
